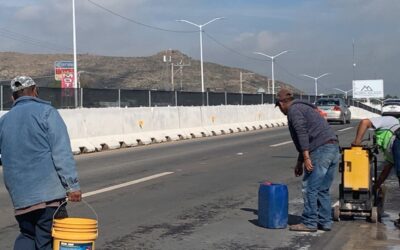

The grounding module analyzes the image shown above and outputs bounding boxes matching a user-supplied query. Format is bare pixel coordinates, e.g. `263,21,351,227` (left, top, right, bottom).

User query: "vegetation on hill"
0,50,299,93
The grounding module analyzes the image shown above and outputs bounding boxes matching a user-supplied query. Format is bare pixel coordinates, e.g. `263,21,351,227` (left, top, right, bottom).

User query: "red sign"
61,72,75,89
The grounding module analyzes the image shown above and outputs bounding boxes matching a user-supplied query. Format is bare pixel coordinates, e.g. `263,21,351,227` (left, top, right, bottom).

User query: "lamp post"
176,17,224,93
333,88,352,99
72,0,78,108
301,73,330,98
254,50,288,103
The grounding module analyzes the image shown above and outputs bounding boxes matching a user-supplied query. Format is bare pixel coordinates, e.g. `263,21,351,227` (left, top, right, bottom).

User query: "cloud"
256,31,289,52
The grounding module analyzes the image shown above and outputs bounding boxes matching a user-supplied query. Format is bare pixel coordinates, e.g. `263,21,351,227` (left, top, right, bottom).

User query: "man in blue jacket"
275,88,339,232
0,76,82,250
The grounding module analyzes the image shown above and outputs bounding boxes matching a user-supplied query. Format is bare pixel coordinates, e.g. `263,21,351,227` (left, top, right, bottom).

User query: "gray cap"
10,76,36,92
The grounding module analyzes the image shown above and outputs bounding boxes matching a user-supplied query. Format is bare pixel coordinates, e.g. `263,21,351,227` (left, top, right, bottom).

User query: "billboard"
352,80,384,99
55,61,76,88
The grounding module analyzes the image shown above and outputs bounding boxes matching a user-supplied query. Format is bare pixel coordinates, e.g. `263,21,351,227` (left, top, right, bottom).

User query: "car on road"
381,99,400,118
315,98,351,124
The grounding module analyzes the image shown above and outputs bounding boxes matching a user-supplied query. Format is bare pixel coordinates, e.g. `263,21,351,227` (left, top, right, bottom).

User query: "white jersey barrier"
0,105,379,155
59,105,287,154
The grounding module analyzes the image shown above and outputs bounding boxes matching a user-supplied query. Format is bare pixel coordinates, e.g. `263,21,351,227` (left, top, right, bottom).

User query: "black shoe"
317,225,331,231
394,219,400,229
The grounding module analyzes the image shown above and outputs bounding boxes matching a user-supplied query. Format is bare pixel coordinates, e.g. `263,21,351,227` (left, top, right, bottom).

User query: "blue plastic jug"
258,182,288,229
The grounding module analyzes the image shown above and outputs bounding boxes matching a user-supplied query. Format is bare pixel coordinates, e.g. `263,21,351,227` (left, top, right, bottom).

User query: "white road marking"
337,127,353,132
270,140,292,147
82,171,174,198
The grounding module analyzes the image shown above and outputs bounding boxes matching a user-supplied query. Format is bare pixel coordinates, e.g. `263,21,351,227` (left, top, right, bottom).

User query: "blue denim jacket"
0,96,80,209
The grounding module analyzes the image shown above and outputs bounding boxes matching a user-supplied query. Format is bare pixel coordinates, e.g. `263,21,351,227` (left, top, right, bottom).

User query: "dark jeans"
301,143,340,229
14,206,67,250
393,138,400,182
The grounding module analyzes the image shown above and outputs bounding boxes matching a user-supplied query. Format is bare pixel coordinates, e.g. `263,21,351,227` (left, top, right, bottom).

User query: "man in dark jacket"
276,88,340,232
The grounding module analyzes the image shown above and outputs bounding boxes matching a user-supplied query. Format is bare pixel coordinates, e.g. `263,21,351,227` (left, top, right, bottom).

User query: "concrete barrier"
0,104,380,155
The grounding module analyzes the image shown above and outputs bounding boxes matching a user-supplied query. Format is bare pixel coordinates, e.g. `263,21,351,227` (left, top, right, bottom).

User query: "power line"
274,61,304,82
0,28,71,52
203,31,265,62
87,0,197,34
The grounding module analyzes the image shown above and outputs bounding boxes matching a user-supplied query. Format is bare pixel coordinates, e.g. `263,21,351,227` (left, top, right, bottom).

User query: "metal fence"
0,86,382,114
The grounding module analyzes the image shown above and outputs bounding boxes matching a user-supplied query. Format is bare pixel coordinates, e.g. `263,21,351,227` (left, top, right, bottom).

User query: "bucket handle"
53,199,98,222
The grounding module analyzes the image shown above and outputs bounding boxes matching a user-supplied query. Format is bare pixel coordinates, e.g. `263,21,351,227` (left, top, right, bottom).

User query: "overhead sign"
55,61,76,88
352,80,384,99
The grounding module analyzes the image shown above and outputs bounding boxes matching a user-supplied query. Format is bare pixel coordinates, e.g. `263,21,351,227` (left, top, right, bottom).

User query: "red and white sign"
55,61,76,88
61,72,75,89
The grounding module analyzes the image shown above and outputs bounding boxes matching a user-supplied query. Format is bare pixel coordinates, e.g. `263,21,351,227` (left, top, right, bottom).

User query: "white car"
315,98,351,124
382,99,400,118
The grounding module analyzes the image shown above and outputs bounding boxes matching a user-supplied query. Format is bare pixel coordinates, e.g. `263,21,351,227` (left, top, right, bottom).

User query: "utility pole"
352,39,356,81
239,71,254,94
169,58,190,91
177,59,190,91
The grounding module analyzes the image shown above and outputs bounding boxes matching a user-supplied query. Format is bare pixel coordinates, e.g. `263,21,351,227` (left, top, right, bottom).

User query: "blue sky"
0,0,399,96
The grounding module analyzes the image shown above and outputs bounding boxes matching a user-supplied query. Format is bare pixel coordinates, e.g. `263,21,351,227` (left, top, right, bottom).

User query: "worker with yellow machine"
352,116,400,228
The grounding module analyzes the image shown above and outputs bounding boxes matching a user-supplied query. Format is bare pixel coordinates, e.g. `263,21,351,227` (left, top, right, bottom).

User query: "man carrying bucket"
0,76,82,250
275,88,340,232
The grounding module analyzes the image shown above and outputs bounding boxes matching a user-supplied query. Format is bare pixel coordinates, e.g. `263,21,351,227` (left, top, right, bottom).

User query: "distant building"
257,87,266,93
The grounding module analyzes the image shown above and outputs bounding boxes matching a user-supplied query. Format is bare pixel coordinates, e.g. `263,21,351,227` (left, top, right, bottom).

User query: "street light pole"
333,88,352,99
176,17,224,93
301,73,330,97
72,0,78,108
254,50,288,102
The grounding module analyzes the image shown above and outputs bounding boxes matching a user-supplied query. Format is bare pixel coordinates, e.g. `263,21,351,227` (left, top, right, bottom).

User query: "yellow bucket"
52,200,98,250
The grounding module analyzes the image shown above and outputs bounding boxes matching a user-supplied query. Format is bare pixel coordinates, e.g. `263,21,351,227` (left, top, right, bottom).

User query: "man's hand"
304,158,313,172
294,161,303,177
67,190,82,202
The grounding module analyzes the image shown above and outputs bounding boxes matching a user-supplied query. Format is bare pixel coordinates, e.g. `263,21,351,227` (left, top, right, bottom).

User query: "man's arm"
47,108,81,201
375,163,393,190
352,119,373,145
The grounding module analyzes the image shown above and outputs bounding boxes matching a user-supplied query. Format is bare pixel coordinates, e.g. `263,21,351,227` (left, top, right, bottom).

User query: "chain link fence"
0,86,382,115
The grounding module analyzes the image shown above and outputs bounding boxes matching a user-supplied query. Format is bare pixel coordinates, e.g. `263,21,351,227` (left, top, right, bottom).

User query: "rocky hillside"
0,50,299,93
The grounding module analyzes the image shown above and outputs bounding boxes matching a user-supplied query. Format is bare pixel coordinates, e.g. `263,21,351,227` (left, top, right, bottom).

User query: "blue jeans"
393,138,400,181
301,143,340,229
14,206,67,250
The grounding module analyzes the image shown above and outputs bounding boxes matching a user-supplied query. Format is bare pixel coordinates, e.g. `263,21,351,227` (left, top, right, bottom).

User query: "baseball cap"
275,88,294,107
10,76,36,93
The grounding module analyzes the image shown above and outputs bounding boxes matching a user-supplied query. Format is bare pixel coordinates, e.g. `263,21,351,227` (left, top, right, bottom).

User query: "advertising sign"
55,61,75,88
61,72,75,89
352,80,384,99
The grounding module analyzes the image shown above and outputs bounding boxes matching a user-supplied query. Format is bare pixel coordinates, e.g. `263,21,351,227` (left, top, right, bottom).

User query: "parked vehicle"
315,98,351,124
381,99,400,118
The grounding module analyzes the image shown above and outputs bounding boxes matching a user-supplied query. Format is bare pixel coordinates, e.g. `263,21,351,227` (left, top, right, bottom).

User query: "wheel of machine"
370,206,378,223
333,205,340,221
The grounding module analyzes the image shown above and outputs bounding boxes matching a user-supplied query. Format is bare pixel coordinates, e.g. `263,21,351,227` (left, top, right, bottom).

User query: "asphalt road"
1,120,400,250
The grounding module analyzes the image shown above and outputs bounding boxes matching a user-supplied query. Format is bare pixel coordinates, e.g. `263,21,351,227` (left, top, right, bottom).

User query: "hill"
0,50,299,93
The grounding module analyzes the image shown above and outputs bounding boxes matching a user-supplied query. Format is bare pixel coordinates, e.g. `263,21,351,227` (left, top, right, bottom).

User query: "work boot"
394,214,400,229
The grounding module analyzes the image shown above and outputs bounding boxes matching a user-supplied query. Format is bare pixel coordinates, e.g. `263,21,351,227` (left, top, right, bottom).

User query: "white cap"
10,76,36,92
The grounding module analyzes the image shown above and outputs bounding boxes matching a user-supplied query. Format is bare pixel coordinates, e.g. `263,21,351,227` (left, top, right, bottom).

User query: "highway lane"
1,120,399,249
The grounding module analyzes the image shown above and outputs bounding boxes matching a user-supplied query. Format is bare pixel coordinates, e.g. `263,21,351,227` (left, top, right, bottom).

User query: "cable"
203,31,265,62
86,0,197,33
0,28,71,51
274,61,305,82
0,29,70,52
